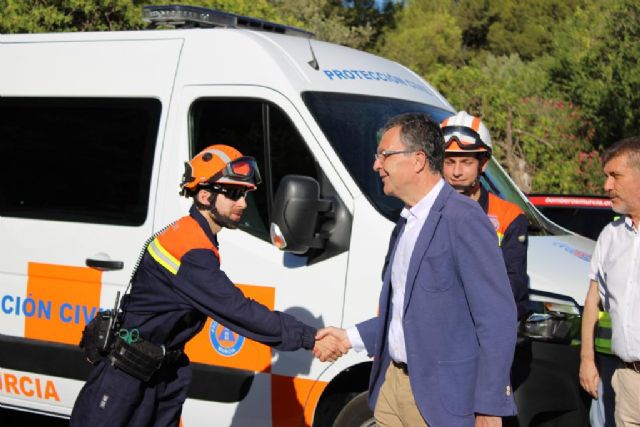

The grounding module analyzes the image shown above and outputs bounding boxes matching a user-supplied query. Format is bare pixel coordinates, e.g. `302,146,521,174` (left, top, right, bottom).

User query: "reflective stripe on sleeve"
148,237,181,275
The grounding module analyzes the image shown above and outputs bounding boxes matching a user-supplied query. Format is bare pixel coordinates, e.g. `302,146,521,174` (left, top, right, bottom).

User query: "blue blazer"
357,183,518,426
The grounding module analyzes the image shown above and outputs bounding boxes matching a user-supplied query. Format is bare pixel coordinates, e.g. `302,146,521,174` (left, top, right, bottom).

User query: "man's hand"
475,414,501,427
313,327,351,362
579,357,600,398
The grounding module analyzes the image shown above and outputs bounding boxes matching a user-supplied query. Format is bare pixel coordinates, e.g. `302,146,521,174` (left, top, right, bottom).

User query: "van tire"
332,391,375,427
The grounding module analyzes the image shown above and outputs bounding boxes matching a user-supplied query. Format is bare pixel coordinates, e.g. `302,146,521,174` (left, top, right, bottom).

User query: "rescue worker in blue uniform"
70,144,327,427
440,112,529,319
440,112,531,425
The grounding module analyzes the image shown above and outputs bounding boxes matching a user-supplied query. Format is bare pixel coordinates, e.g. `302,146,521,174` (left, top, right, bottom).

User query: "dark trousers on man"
70,356,191,427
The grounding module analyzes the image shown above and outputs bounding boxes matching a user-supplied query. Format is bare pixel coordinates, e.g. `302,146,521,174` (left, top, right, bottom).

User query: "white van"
0,5,594,426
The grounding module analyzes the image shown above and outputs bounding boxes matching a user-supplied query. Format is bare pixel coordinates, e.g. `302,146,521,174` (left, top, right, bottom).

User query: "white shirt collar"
400,178,444,223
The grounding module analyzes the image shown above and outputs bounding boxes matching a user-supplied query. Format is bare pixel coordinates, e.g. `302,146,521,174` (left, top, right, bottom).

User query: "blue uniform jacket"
357,183,517,426
478,187,530,320
122,205,316,354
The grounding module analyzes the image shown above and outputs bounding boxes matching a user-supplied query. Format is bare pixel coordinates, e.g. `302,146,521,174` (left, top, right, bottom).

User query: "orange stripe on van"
25,262,102,345
271,375,328,427
184,284,274,373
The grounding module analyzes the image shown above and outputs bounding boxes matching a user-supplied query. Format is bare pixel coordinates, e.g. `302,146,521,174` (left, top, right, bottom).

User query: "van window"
190,99,318,241
0,98,160,226
302,92,453,220
303,92,561,236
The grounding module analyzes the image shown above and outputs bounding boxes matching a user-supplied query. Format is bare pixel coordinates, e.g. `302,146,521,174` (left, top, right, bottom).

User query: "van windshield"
302,92,560,236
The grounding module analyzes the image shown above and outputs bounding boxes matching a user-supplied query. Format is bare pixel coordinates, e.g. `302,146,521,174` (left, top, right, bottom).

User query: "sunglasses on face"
212,185,253,201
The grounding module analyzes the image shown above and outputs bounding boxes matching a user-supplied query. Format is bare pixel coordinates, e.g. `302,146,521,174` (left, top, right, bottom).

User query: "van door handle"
86,258,124,271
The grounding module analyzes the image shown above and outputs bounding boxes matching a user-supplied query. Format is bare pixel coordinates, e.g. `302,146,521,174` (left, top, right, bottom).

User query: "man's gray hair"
603,136,640,171
381,112,444,173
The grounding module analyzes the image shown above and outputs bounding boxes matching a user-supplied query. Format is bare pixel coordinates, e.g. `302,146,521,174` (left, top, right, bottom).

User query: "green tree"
0,0,144,32
376,0,464,75
0,0,282,33
273,0,375,49
339,0,400,51
450,0,588,60
0,0,378,50
550,0,640,148
429,54,601,193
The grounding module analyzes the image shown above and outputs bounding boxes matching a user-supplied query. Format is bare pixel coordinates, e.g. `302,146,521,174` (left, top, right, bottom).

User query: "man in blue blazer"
317,113,518,426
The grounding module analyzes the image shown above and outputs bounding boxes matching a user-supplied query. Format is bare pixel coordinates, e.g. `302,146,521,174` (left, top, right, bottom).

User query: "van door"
0,38,181,415
154,86,352,426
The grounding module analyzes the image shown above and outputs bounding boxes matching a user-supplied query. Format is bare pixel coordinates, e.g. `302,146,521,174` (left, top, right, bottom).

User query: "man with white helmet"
441,112,529,322
441,113,530,422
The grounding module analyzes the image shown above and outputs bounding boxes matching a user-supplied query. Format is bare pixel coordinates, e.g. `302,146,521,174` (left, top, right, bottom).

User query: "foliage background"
2,0,638,193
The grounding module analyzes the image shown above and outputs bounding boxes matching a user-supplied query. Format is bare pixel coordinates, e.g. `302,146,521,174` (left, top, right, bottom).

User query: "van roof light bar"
143,5,314,39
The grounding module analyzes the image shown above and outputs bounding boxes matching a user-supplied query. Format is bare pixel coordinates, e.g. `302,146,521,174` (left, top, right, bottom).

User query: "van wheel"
332,391,375,427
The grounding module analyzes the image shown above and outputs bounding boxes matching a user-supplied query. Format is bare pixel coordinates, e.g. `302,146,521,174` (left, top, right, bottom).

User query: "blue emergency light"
143,5,314,39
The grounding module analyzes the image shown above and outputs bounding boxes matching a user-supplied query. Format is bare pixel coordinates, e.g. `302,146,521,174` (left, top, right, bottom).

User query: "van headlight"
520,291,581,345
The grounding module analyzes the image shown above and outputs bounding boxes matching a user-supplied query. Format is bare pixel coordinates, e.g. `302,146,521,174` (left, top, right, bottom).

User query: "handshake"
312,327,352,362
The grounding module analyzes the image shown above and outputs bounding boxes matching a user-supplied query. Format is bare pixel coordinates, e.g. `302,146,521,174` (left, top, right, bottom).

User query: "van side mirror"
270,175,332,254
269,175,352,262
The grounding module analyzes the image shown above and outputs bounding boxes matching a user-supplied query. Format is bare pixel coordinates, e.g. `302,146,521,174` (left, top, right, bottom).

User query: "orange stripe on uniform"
157,216,220,263
487,193,524,238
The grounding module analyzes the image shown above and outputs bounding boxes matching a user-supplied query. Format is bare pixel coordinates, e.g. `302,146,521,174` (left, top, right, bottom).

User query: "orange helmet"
180,144,261,196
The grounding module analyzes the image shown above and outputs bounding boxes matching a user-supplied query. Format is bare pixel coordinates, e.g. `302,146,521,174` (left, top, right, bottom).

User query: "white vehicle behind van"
0,5,592,426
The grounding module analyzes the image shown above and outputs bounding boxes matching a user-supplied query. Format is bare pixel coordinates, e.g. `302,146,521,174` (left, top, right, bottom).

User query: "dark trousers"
70,356,191,427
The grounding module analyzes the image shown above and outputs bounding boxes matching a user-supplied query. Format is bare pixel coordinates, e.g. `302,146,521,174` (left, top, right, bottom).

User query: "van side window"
191,99,318,241
0,98,160,226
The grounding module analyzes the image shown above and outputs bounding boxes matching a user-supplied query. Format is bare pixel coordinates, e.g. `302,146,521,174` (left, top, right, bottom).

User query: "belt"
392,360,408,375
621,360,640,373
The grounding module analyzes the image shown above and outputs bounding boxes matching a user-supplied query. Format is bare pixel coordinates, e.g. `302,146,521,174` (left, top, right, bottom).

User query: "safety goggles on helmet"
212,184,254,201
442,126,491,153
212,156,262,187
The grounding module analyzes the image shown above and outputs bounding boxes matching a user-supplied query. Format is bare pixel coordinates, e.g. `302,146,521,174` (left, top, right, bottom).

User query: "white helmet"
440,111,492,155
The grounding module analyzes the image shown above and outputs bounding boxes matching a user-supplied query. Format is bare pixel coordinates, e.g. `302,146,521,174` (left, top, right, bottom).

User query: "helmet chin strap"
206,192,240,230
451,179,481,196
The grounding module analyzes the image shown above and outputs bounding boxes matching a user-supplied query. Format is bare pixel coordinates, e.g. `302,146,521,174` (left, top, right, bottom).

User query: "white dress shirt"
590,216,640,362
347,179,444,362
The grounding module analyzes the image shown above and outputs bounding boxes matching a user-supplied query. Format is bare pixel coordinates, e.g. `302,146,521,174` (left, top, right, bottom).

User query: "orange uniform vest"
486,192,524,246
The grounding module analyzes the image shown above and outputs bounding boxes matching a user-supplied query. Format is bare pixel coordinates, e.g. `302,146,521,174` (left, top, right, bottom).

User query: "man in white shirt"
579,136,640,426
315,113,517,427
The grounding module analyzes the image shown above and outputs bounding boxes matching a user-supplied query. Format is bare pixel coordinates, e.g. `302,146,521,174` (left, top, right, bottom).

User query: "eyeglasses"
212,185,254,201
442,126,490,152
374,149,416,162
